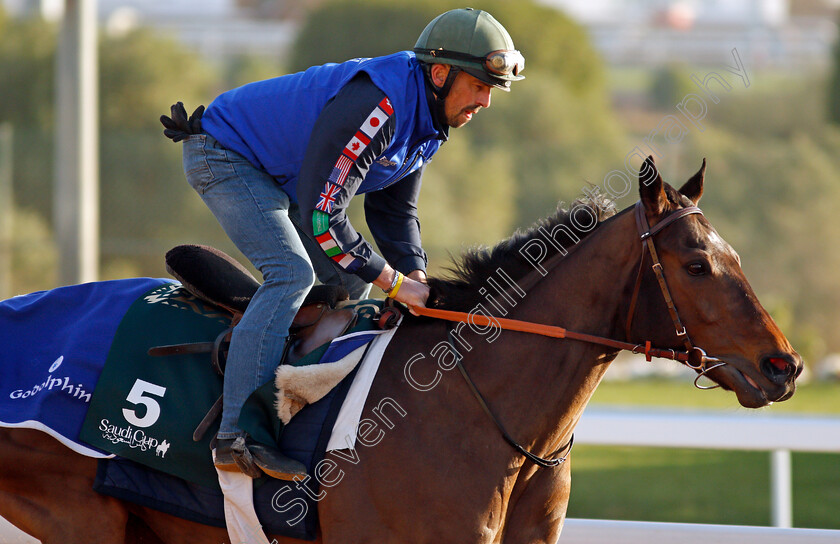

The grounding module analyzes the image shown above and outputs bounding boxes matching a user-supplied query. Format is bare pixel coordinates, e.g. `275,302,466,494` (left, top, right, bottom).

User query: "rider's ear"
430,64,450,88
679,158,706,205
638,155,667,217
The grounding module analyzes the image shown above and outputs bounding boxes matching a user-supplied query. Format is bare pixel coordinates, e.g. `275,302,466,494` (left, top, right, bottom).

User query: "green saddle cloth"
80,284,382,488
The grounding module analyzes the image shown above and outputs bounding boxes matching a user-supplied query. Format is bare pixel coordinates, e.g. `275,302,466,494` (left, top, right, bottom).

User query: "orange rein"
411,306,691,364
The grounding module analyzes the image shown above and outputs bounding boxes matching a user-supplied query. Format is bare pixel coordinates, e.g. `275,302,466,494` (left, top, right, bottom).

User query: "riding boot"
213,435,307,481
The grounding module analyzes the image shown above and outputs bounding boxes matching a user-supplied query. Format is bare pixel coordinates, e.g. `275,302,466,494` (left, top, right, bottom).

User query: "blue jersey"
202,52,442,201
201,52,445,281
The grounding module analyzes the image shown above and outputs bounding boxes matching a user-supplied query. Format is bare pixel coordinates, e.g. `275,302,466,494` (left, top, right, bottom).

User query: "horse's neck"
465,210,640,457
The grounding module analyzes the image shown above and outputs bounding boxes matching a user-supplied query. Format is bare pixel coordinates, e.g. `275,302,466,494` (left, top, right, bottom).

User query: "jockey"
168,8,524,480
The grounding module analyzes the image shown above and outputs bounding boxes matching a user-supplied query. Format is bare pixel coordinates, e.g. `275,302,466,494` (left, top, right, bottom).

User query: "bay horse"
0,158,801,543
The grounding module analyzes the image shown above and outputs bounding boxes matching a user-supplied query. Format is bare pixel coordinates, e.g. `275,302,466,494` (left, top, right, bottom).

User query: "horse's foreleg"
0,429,130,543
501,460,572,544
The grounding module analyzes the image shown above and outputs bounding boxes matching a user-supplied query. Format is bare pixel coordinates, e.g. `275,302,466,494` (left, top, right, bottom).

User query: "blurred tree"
0,15,231,286
711,76,826,139
10,208,57,295
97,28,225,278
99,29,216,130
467,72,625,226
827,13,840,125
221,54,284,89
0,12,56,129
416,134,516,266
290,0,433,70
291,0,604,95
649,64,695,111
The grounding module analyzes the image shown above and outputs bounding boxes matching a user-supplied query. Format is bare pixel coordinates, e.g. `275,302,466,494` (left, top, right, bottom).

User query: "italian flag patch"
316,232,342,258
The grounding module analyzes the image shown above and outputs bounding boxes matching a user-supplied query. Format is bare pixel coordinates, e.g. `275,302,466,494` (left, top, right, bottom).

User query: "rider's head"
414,8,524,127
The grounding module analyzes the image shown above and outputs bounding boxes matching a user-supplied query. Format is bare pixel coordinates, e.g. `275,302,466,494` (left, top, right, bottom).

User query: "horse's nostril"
769,357,789,372
761,355,796,384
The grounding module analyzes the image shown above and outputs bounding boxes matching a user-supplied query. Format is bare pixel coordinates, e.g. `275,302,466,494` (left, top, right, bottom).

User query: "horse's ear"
679,158,706,204
638,155,667,217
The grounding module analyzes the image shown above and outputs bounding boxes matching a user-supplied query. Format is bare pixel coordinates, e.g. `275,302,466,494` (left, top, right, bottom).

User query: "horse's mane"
427,194,618,311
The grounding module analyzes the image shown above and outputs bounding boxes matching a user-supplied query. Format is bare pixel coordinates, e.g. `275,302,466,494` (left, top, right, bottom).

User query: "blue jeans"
182,134,370,439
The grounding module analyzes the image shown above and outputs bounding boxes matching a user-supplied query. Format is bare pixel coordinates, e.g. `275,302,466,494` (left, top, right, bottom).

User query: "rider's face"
433,66,493,128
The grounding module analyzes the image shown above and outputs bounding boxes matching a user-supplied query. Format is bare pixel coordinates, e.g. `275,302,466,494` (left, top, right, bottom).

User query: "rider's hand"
406,269,427,284
374,266,430,315
392,275,430,315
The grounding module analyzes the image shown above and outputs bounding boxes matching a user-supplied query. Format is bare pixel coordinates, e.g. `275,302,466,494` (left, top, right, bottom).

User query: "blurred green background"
1,0,840,531
3,0,838,366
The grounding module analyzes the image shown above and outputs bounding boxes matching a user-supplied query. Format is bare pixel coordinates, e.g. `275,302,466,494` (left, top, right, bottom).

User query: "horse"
0,157,801,543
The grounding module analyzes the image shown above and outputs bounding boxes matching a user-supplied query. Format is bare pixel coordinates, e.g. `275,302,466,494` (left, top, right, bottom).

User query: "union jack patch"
316,183,341,214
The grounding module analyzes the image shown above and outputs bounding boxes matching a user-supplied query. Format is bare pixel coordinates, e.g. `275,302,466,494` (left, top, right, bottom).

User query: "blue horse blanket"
1,278,382,540
0,278,172,456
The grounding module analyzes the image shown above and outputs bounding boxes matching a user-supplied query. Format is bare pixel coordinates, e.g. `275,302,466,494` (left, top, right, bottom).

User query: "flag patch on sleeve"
328,155,354,186
312,210,330,236
316,183,341,214
316,232,342,257
332,253,361,272
343,132,371,161
378,97,394,116
359,107,389,139
338,95,393,163
311,213,363,273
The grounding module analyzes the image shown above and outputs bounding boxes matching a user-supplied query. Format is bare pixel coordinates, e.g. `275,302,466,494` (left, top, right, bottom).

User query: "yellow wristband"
388,272,404,299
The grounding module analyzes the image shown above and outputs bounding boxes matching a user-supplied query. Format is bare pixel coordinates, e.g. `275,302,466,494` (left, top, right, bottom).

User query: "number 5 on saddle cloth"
80,244,397,489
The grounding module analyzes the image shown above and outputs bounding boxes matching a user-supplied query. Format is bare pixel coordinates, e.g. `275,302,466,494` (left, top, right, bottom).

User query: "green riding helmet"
414,8,524,92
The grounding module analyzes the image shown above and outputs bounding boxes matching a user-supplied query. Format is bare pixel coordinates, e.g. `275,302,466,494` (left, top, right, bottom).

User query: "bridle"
413,201,728,467
416,202,727,384
626,201,727,389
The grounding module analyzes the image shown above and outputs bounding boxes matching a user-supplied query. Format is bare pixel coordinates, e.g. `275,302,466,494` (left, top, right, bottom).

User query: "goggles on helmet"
483,50,525,77
414,48,525,79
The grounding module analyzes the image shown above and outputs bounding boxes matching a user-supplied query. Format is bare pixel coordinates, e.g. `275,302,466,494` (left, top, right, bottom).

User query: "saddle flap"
288,308,357,364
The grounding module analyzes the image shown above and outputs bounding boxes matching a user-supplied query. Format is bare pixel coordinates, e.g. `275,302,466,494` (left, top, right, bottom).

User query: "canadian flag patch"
343,131,371,161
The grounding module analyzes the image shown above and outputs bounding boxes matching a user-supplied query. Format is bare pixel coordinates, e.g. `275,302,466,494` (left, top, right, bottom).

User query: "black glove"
160,102,205,142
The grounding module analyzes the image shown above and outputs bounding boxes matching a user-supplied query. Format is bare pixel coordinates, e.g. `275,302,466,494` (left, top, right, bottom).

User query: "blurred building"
536,0,838,69
3,0,837,68
1,0,300,61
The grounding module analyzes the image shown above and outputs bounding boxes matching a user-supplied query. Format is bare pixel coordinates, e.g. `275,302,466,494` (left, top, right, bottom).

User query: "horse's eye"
687,262,706,276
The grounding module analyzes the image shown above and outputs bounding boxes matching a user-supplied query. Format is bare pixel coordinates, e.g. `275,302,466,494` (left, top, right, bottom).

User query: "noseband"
626,202,727,389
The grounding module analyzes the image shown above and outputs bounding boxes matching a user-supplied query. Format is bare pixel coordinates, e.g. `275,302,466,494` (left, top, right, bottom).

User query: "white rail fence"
562,518,840,543
562,406,840,542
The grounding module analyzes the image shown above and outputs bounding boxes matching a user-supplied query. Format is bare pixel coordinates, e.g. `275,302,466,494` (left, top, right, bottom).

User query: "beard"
447,104,481,128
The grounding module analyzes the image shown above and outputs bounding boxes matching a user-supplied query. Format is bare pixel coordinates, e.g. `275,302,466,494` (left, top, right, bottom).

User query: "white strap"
215,467,271,544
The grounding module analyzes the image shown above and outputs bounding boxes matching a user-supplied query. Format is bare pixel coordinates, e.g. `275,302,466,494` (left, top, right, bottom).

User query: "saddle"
162,244,358,366
154,244,361,441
